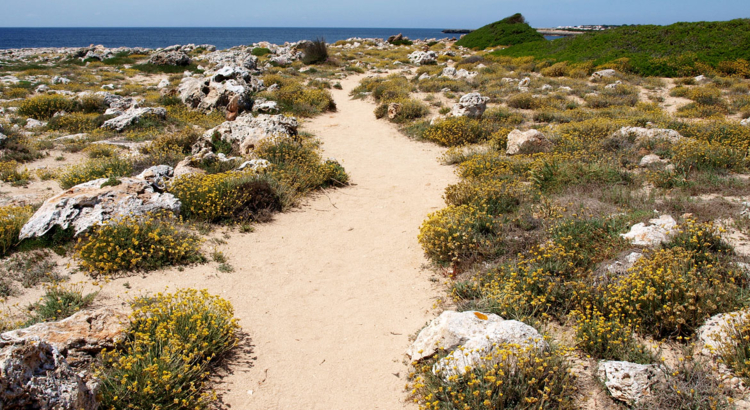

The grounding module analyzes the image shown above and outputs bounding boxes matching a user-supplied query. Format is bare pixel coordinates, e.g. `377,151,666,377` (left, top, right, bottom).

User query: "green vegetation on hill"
493,19,750,77
455,13,545,50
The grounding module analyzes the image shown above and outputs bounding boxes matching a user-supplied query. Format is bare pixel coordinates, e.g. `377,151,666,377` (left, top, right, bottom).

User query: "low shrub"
272,82,336,117
26,283,96,324
409,344,577,410
507,93,541,110
352,75,412,102
47,112,108,133
671,139,745,173
418,204,500,266
422,117,492,147
375,99,429,123
0,160,31,185
1,250,62,290
301,38,328,65
97,289,239,410
75,214,204,276
444,178,535,216
0,205,34,256
717,312,750,383
57,156,133,189
252,47,272,56
18,94,78,120
574,307,653,363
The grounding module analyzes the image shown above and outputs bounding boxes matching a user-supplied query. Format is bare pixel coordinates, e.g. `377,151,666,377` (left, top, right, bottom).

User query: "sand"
81,74,457,409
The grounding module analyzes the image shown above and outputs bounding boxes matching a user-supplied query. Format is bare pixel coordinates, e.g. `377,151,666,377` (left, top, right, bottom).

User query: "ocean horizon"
0,27,563,50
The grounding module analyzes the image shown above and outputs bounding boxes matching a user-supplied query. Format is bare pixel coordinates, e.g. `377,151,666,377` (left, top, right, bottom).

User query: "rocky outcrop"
101,107,166,132
408,51,437,65
598,361,665,405
612,127,684,144
19,175,181,239
136,165,174,190
148,51,191,66
620,215,677,247
1,307,127,368
407,311,546,379
0,339,97,410
450,93,489,119
179,65,264,114
441,67,478,80
591,69,617,80
251,98,279,113
193,113,298,155
639,154,666,167
742,118,750,127
506,129,552,155
697,310,750,357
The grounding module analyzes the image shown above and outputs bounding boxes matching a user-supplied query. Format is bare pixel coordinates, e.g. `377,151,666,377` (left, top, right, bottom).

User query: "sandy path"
93,74,456,409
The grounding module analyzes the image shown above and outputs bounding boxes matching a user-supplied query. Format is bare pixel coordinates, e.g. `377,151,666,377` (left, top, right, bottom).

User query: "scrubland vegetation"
2,18,750,409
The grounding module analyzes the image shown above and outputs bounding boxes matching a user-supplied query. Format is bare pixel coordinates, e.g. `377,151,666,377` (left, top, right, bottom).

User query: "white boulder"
101,107,166,132
612,126,684,144
450,93,490,119
408,51,437,65
194,113,298,155
597,361,665,405
506,129,552,155
591,69,617,80
620,215,677,247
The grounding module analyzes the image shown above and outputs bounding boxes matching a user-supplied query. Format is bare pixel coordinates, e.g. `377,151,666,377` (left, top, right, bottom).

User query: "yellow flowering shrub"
444,178,536,216
670,138,745,173
75,214,204,275
574,307,652,363
47,112,105,133
17,94,78,120
718,312,750,383
0,160,31,185
418,204,500,266
0,205,33,256
422,117,492,147
97,289,239,410
409,344,577,410
57,156,133,189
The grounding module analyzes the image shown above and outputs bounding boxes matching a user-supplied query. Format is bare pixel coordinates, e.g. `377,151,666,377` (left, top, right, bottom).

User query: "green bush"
252,47,272,56
301,38,328,65
418,204,500,265
26,284,96,325
422,117,492,147
0,205,34,256
455,13,545,50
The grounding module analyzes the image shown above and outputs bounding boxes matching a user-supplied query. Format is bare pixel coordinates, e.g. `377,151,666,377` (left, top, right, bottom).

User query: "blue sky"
0,0,748,28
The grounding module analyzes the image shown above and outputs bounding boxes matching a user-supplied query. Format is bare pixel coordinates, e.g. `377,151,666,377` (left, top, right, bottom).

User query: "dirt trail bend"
100,74,457,409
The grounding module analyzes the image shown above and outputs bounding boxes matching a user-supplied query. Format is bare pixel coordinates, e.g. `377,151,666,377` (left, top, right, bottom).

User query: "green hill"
455,13,545,50
492,19,750,77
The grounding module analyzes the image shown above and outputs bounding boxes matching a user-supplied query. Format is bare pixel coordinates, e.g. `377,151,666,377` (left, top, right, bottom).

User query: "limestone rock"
237,159,271,172
613,126,684,144
407,311,546,379
0,307,127,367
136,165,174,190
157,78,170,89
519,77,531,88
506,129,552,155
387,103,402,120
598,361,665,405
52,76,71,85
408,51,437,65
178,65,263,113
25,118,46,129
251,98,279,113
0,339,97,410
148,51,191,66
194,113,298,155
696,310,750,357
19,176,180,239
591,69,617,80
605,252,643,275
742,118,750,127
101,107,166,132
620,215,677,247
639,154,665,167
450,93,489,119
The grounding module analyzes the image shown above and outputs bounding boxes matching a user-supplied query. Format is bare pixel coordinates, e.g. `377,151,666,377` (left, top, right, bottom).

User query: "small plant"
18,94,78,120
301,38,328,65
0,160,31,185
96,289,239,409
422,117,492,147
0,205,34,256
26,283,97,325
418,204,500,266
252,47,272,57
57,156,133,189
75,214,205,276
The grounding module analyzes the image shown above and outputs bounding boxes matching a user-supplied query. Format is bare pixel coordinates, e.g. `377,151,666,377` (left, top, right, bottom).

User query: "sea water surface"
0,27,562,50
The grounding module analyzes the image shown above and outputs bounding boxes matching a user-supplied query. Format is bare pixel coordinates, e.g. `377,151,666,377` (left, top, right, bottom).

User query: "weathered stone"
612,126,684,144
157,78,170,89
696,310,750,357
639,154,665,167
598,361,665,405
407,311,546,379
450,93,489,119
178,66,262,114
101,107,166,132
237,159,271,172
136,165,174,190
387,103,402,120
591,69,617,80
506,129,552,155
25,118,46,129
605,252,643,275
148,51,191,66
19,176,180,239
605,80,623,89
251,98,279,113
52,76,71,85
620,215,677,247
741,118,750,127
0,339,97,410
519,77,531,88
194,113,298,155
408,51,437,65
1,307,127,367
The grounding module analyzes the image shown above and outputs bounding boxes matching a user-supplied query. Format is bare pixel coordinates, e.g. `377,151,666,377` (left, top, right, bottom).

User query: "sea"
0,27,562,50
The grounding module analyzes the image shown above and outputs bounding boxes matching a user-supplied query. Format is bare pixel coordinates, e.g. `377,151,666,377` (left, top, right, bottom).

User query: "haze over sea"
0,27,562,50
